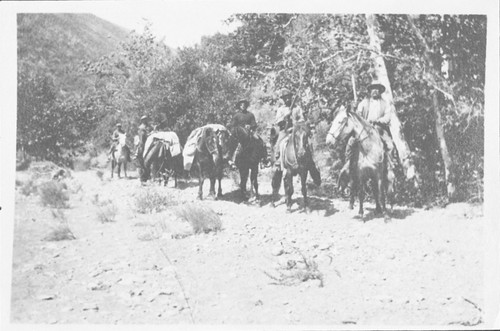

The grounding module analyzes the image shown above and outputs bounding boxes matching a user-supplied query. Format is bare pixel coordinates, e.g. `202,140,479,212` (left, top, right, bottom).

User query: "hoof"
304,207,312,214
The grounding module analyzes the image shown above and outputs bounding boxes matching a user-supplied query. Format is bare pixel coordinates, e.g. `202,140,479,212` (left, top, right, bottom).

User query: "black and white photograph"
1,0,499,329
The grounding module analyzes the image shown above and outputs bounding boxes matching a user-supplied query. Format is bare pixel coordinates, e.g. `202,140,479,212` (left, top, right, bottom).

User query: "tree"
406,15,455,199
365,14,415,180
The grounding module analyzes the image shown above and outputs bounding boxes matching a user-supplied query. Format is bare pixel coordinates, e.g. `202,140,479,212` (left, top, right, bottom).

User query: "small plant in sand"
134,188,176,214
95,170,104,181
97,203,118,223
264,249,324,287
38,181,69,208
43,209,76,241
173,203,222,234
19,179,38,196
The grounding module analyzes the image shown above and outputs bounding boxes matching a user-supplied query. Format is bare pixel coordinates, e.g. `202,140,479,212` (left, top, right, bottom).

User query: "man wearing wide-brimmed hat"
108,122,125,159
272,88,294,171
229,99,258,167
136,115,152,177
340,81,396,189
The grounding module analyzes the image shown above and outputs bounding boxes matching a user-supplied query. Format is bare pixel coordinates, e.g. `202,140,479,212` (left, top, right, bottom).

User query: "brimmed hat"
116,123,122,127
140,115,149,121
280,88,293,98
236,99,250,108
367,82,386,93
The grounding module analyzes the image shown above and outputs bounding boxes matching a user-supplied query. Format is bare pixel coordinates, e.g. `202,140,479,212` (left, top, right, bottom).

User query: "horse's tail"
308,161,322,187
125,146,132,162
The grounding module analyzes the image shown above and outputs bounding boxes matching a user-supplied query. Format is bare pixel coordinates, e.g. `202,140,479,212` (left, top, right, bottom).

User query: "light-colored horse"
271,122,321,213
326,107,393,218
111,133,131,178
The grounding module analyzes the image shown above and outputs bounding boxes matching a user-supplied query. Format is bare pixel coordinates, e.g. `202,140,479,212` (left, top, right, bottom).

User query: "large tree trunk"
407,15,456,199
365,14,416,180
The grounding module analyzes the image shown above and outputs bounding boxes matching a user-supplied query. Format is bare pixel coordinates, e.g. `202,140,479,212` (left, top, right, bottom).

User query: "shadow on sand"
351,206,416,222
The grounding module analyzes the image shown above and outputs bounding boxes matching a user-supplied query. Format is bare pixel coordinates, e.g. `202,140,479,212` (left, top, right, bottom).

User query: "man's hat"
280,88,293,98
116,123,122,127
367,81,386,93
140,115,149,121
236,99,250,108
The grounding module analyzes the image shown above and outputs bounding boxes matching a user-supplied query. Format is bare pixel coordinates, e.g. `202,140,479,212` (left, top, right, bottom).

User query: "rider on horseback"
273,89,294,171
340,81,395,187
272,88,321,186
228,99,259,168
108,123,125,159
136,116,152,159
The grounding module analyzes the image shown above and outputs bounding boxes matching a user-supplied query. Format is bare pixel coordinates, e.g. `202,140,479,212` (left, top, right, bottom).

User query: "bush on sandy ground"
38,181,69,208
264,249,324,287
43,209,76,241
173,203,222,234
19,179,38,196
91,194,118,223
97,203,118,223
134,188,176,214
95,170,104,181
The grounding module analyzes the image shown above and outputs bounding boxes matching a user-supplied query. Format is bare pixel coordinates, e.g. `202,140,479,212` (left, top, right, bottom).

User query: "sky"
89,3,240,48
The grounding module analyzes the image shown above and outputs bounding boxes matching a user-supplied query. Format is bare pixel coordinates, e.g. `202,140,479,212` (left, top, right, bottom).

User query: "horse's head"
326,106,354,146
198,127,221,164
215,129,231,160
293,122,312,159
117,132,127,148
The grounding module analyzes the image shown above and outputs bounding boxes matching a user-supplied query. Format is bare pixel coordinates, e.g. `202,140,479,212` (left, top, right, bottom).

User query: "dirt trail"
11,166,484,325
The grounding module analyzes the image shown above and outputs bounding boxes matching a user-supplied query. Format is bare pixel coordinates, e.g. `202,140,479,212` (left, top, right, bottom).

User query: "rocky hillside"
17,13,130,95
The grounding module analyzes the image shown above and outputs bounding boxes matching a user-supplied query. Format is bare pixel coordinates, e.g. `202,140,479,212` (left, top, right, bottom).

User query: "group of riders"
108,80,398,188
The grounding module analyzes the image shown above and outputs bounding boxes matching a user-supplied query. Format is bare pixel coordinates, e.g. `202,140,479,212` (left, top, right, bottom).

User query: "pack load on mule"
110,123,131,179
142,131,182,185
183,124,230,199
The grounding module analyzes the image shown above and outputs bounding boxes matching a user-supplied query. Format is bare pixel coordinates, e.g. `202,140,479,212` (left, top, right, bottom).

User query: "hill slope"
17,13,130,95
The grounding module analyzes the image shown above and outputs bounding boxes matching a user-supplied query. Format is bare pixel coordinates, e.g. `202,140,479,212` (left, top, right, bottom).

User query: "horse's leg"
300,170,310,213
117,162,121,179
123,161,128,179
217,175,223,198
111,160,115,179
250,164,259,200
386,168,395,211
239,167,249,195
284,170,294,213
197,164,204,200
358,177,365,217
372,176,382,214
271,169,283,207
349,176,357,210
208,176,216,199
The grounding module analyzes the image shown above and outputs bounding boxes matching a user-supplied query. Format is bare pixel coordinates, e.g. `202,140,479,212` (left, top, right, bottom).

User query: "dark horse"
271,122,321,213
229,126,267,199
143,134,183,187
111,132,131,179
326,106,393,218
186,124,230,200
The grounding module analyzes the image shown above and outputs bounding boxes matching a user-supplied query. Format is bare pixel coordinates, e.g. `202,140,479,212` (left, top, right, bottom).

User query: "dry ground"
10,162,484,326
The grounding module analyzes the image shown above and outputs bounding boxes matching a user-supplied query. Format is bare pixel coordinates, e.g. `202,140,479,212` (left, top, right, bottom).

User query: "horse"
143,132,183,187
228,126,268,199
184,124,230,200
111,132,131,179
326,106,393,218
271,122,321,213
